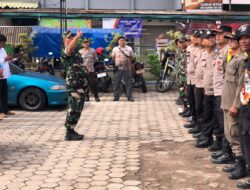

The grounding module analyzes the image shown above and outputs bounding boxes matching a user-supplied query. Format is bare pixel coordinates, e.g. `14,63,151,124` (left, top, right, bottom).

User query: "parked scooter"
94,47,112,92
132,62,147,93
11,47,25,69
38,57,54,75
155,51,176,93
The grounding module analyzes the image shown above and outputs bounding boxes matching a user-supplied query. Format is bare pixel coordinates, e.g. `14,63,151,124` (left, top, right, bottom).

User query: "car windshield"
9,63,25,74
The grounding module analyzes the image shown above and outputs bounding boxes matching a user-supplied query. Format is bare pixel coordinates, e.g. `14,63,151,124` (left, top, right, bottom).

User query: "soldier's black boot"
223,162,236,173
208,136,222,152
188,125,201,134
85,94,90,102
237,179,250,189
211,153,234,164
228,156,248,180
211,150,224,159
65,129,84,141
95,96,100,102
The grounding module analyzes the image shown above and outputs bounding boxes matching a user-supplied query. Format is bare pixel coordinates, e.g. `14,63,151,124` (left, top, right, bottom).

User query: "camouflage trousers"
65,90,85,129
177,74,187,98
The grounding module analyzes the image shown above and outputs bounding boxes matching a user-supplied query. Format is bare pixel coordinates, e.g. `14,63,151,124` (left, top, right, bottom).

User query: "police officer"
79,39,100,102
212,32,244,170
112,36,135,102
195,30,218,148
236,25,250,188
62,31,88,141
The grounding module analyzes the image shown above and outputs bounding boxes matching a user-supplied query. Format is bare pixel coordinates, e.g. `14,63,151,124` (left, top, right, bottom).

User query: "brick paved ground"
0,91,243,190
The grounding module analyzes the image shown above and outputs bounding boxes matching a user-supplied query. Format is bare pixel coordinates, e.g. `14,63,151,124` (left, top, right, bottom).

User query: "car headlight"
50,85,66,90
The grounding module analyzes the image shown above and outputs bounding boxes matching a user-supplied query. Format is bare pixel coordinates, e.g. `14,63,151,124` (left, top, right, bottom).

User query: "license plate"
97,72,107,78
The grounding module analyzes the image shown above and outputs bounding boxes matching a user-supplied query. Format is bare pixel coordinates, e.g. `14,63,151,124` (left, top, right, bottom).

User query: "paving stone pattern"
0,92,193,190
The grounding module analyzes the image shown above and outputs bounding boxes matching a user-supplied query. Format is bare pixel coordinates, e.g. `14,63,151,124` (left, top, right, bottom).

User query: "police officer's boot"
208,136,222,152
85,94,90,102
223,162,236,173
228,156,248,180
94,94,100,102
237,169,250,189
65,129,84,141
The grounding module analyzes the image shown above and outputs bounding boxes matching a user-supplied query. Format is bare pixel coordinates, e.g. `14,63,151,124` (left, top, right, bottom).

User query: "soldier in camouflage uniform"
62,31,88,141
175,37,188,111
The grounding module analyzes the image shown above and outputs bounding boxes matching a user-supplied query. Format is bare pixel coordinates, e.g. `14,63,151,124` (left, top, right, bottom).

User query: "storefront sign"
103,18,142,38
184,0,223,11
39,18,91,28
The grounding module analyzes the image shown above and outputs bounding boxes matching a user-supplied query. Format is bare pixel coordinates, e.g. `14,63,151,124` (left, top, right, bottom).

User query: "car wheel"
19,87,46,111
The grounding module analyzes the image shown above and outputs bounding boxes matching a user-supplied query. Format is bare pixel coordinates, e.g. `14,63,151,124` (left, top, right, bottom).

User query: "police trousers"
65,91,85,130
194,87,204,121
224,109,242,156
0,79,8,114
239,105,250,168
114,70,133,100
187,84,196,121
86,72,98,98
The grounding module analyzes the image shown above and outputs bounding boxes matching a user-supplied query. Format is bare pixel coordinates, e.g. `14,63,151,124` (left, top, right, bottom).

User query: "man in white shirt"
0,34,14,118
112,36,135,101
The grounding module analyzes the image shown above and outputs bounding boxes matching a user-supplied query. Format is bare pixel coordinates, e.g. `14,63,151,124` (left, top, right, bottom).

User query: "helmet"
96,47,104,55
238,25,250,38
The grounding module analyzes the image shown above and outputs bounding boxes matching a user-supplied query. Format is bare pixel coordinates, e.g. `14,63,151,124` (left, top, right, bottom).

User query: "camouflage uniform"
175,49,187,98
62,47,88,130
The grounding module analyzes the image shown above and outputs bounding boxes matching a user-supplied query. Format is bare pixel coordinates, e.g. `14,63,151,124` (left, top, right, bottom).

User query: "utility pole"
229,0,232,11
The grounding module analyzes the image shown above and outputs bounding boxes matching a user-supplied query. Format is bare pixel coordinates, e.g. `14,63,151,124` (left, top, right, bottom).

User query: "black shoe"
179,108,189,116
175,98,184,105
188,125,201,134
237,179,250,189
65,129,84,141
128,98,135,102
208,137,222,152
192,132,202,138
211,150,224,159
85,95,90,102
95,97,100,102
182,111,192,117
228,156,248,180
113,97,119,101
195,137,213,148
184,122,195,128
223,163,236,173
211,153,234,164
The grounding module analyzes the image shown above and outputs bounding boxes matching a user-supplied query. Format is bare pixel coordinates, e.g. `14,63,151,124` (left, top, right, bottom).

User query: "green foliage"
105,33,121,53
147,53,161,76
7,33,37,69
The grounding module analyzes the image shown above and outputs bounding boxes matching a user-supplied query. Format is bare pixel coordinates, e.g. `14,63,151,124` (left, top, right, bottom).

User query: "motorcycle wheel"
141,77,147,93
156,74,174,93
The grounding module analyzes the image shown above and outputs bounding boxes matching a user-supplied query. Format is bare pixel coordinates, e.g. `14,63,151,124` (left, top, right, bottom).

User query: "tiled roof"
0,0,38,9
0,26,32,44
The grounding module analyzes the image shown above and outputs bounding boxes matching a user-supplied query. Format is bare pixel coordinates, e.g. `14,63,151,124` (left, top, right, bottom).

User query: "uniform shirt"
213,45,229,96
203,50,216,96
112,45,134,71
0,47,11,79
186,44,199,85
221,52,247,110
195,49,207,88
79,48,97,73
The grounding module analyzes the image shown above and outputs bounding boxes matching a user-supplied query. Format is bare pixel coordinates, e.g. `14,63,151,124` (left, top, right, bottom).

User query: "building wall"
42,0,181,10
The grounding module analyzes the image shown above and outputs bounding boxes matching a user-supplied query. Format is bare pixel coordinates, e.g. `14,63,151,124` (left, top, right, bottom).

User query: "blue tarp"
31,26,122,58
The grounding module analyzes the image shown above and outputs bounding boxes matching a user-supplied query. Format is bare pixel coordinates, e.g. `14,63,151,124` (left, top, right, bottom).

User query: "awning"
0,0,38,9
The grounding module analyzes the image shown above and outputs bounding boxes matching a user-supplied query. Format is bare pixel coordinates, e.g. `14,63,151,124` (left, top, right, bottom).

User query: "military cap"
62,31,74,39
178,36,187,42
215,25,232,33
82,38,89,43
224,30,240,40
238,25,250,38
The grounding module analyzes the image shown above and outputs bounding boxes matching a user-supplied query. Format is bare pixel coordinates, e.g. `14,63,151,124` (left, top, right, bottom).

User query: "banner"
103,18,142,38
184,0,223,11
40,18,91,29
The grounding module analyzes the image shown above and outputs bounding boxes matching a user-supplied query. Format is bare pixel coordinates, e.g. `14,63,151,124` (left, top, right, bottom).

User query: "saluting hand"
76,31,83,38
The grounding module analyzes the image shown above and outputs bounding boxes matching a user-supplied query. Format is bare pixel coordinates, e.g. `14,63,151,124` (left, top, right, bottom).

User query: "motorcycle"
94,56,112,93
132,62,147,93
38,57,54,75
155,51,176,93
